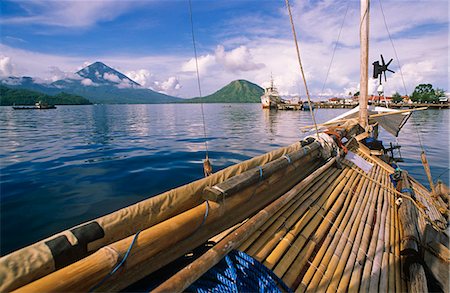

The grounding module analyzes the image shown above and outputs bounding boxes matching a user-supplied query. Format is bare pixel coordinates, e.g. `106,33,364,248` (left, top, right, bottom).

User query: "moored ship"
261,78,281,109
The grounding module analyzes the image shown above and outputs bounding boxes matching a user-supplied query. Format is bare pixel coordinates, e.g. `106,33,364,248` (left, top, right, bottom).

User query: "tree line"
391,84,446,103
0,85,92,106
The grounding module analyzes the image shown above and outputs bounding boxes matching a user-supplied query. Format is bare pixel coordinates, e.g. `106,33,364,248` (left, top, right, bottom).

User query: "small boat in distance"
13,101,56,110
260,78,281,109
301,101,314,111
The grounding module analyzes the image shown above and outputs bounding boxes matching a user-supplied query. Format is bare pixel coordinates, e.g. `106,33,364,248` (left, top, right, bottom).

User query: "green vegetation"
392,92,403,103
0,85,92,106
411,84,445,103
187,80,264,103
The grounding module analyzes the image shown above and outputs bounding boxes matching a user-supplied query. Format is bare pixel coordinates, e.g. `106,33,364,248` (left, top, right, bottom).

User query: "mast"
359,0,370,128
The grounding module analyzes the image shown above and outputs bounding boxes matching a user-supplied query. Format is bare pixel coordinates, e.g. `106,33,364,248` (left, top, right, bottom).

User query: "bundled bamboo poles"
14,142,325,292
153,157,338,292
237,149,406,292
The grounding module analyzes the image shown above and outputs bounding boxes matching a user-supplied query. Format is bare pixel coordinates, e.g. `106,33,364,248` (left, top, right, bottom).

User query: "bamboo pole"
300,107,427,130
245,169,337,256
271,169,354,277
239,168,334,252
318,174,373,292
335,166,379,292
152,157,338,293
348,169,383,292
369,172,389,292
420,151,436,194
305,172,364,291
397,170,428,292
360,169,385,292
279,170,360,287
15,155,323,292
252,170,342,262
96,161,325,292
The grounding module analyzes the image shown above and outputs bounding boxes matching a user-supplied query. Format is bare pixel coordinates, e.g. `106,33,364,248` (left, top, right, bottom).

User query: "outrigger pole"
359,0,370,128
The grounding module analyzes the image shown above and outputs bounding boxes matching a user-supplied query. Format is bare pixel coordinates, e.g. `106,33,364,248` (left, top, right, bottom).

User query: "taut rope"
285,0,320,140
188,0,212,177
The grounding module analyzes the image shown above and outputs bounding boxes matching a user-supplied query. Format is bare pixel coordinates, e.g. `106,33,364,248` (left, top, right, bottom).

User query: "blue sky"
0,0,448,98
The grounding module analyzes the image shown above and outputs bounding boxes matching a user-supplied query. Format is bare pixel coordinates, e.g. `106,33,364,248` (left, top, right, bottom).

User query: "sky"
0,0,448,99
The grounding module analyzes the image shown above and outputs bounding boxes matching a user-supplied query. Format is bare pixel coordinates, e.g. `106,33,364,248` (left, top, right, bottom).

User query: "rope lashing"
324,130,348,154
89,230,141,292
258,166,264,180
282,154,292,164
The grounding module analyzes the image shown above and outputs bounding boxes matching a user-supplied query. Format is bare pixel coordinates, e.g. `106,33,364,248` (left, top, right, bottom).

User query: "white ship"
260,78,281,109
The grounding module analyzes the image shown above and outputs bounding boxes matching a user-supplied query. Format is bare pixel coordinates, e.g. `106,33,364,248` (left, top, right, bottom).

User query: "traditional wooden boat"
1,1,448,292
12,101,56,110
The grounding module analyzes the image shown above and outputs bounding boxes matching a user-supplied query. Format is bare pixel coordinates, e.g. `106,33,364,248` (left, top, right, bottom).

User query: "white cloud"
181,55,215,75
103,72,121,83
1,0,144,28
152,76,182,95
215,45,265,72
1,0,447,99
81,78,96,86
126,69,152,87
0,56,15,77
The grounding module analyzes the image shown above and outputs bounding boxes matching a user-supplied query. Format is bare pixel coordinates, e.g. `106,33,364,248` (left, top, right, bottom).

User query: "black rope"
89,230,141,292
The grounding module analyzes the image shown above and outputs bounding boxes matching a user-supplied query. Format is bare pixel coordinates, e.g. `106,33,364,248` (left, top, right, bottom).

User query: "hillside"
1,62,182,104
0,85,92,106
187,80,263,103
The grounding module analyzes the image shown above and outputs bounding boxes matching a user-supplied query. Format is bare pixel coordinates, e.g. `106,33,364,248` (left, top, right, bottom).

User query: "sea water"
0,104,448,254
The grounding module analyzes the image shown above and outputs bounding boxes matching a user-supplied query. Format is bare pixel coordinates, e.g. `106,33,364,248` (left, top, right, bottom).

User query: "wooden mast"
359,0,370,128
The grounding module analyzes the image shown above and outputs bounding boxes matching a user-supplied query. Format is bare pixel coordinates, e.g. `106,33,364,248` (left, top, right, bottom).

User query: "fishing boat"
12,101,56,110
0,1,448,292
261,78,281,109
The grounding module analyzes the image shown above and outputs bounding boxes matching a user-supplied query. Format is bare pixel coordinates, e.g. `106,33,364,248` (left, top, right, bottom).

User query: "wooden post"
420,151,436,195
359,0,370,128
396,170,428,292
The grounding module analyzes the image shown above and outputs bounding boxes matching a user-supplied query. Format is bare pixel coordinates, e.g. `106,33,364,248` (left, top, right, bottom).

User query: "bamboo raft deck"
208,143,448,292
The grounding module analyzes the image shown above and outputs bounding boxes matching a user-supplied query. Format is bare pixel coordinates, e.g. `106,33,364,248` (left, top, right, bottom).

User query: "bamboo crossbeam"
152,157,338,293
300,107,427,130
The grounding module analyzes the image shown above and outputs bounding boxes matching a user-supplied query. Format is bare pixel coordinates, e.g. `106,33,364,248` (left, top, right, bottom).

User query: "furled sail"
325,105,411,137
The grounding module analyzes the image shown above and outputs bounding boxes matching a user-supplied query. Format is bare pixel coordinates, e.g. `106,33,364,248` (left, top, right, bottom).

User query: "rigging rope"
320,2,350,97
378,0,435,193
285,0,320,140
188,0,212,176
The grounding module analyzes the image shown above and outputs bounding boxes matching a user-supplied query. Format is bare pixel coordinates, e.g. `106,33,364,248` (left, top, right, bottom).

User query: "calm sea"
0,104,448,254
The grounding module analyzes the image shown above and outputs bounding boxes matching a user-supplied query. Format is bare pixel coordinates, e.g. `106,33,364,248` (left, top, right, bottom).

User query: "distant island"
0,61,263,105
0,85,92,106
185,80,263,103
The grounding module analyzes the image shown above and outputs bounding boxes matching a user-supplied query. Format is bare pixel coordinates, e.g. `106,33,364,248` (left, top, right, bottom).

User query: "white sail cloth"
326,105,411,137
